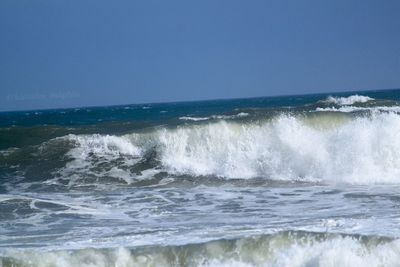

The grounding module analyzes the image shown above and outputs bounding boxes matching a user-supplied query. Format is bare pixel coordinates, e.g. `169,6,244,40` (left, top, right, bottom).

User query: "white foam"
267,237,400,267
64,134,141,172
236,112,250,117
325,95,374,105
55,134,143,185
211,113,249,119
67,134,141,158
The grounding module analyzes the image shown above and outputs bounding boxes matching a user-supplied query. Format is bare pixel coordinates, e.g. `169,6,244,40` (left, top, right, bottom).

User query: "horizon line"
1,87,398,113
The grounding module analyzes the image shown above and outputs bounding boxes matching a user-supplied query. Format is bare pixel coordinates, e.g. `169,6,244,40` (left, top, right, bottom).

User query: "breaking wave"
53,111,400,185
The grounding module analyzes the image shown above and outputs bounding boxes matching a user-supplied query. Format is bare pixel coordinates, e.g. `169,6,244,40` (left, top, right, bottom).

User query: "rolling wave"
2,231,398,267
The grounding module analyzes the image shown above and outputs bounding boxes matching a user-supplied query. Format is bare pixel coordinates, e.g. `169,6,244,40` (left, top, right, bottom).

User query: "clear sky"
1,0,399,111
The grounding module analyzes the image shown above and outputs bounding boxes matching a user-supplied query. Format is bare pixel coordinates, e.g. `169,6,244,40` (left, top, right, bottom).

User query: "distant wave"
324,95,374,105
316,106,400,113
179,116,210,121
179,112,249,121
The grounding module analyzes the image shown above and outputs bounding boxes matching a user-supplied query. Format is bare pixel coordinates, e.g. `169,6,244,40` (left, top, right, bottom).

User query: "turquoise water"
1,89,400,266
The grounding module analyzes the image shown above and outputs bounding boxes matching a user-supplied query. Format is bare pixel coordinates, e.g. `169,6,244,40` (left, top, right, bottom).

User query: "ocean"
1,89,400,266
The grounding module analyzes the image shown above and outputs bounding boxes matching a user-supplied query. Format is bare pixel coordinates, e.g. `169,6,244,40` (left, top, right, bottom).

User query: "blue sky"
1,0,399,111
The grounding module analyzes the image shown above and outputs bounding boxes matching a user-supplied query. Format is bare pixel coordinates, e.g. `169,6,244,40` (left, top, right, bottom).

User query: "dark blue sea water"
1,89,400,266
